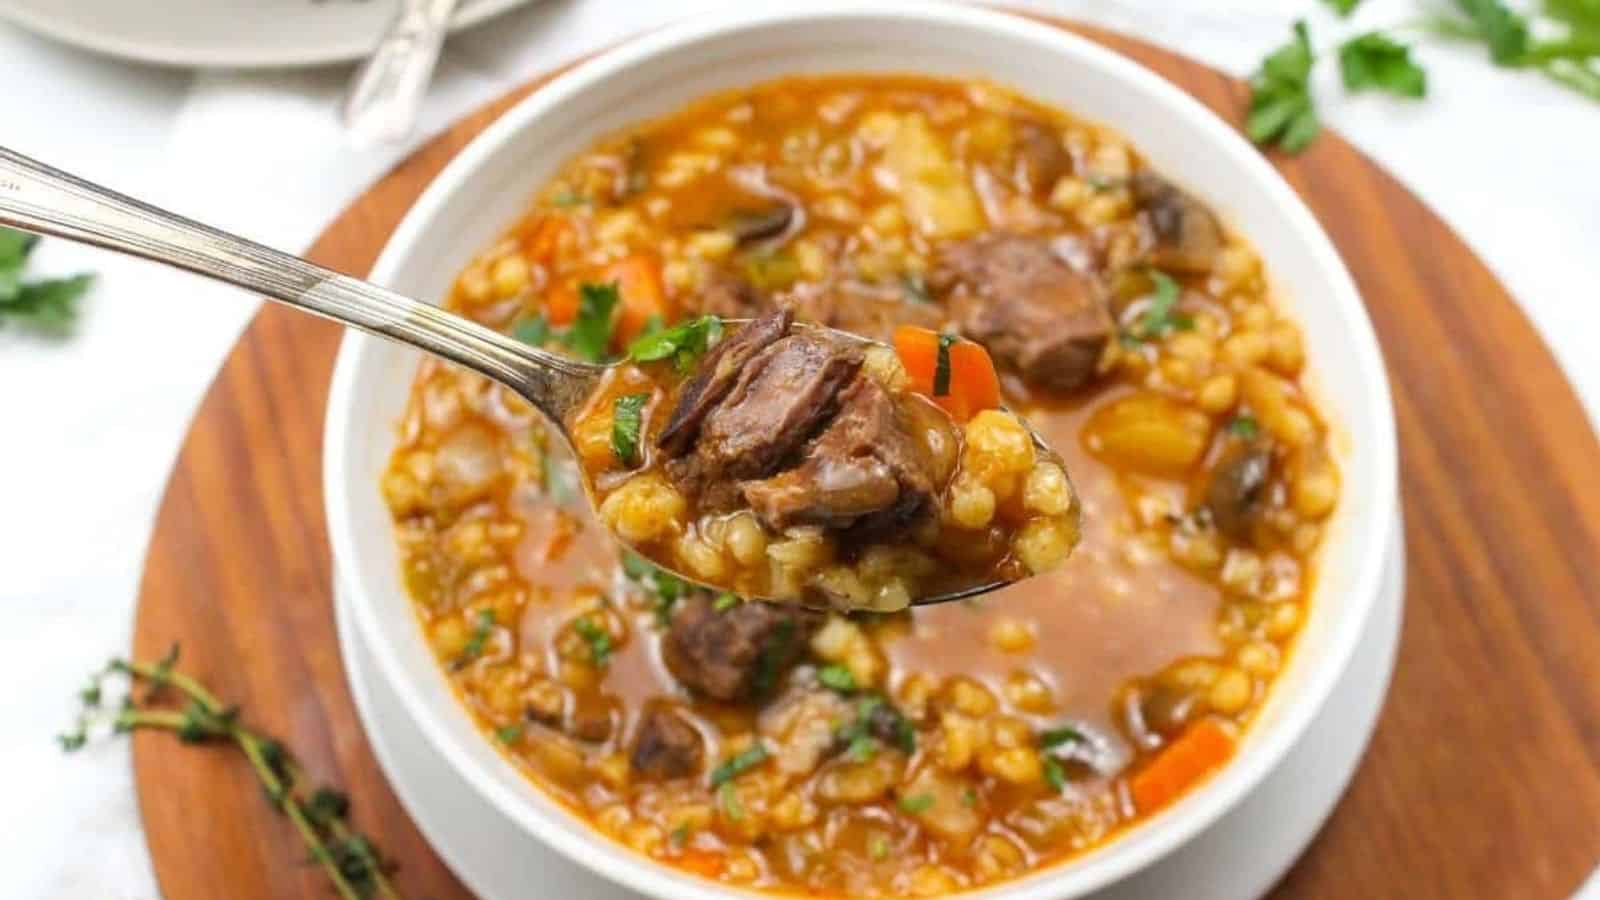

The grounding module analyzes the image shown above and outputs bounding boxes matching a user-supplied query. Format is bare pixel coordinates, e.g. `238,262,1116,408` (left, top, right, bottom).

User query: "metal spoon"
0,146,1066,608
341,0,461,147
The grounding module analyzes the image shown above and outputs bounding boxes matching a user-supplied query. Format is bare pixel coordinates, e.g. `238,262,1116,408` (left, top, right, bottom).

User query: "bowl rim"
324,4,1399,898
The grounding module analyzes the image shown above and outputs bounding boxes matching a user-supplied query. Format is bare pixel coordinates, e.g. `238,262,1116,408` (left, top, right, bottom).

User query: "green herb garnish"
961,787,978,807
1126,270,1191,342
574,616,613,667
565,281,620,362
718,781,745,820
1339,32,1428,97
627,314,723,373
496,724,524,744
1039,725,1086,749
713,592,742,612
1228,415,1261,439
897,793,934,814
669,824,690,847
847,733,878,761
551,188,588,208
60,645,400,900
452,609,496,670
1322,0,1363,16
624,552,692,625
932,333,958,397
710,743,770,788
0,227,93,335
900,272,932,304
868,834,890,860
741,251,801,292
512,313,553,347
610,392,649,468
1043,755,1068,792
1248,20,1321,154
818,664,857,693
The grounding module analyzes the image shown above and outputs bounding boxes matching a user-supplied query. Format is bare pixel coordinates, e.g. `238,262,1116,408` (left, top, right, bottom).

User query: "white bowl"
324,4,1399,898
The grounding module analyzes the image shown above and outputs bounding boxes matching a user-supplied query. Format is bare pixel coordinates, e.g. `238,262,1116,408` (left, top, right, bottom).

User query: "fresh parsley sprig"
1251,2,1600,154
0,227,94,335
59,646,403,900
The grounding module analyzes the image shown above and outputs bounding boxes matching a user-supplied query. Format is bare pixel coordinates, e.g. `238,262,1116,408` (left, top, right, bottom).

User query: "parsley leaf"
713,592,742,612
565,281,620,362
718,782,744,820
626,314,723,373
574,616,613,667
709,743,769,788
847,734,878,761
1039,726,1086,749
1043,755,1068,792
623,552,691,625
1248,20,1322,154
496,724,524,744
512,313,552,347
1228,415,1261,439
1321,0,1363,16
1340,33,1428,97
932,333,958,397
818,664,858,693
1126,270,1191,342
611,393,649,468
1451,0,1531,64
897,793,934,814
451,610,495,670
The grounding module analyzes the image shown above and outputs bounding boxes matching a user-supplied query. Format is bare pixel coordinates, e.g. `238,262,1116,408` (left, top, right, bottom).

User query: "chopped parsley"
1043,755,1068,792
1125,270,1191,342
496,724,524,744
451,609,495,670
610,392,649,468
550,188,588,208
897,793,934,815
512,313,553,347
818,664,858,693
961,787,978,807
1321,0,1362,16
846,734,878,761
900,271,932,304
1247,20,1321,154
834,695,916,755
1339,32,1427,97
713,592,742,612
932,333,958,397
868,834,890,860
626,314,723,373
718,782,745,820
573,616,613,667
1228,415,1261,439
623,552,691,624
750,619,796,696
669,824,690,847
1039,725,1086,749
710,743,770,788
565,281,620,362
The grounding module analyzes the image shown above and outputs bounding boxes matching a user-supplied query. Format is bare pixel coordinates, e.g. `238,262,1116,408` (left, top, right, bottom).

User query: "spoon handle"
0,145,599,422
341,0,461,147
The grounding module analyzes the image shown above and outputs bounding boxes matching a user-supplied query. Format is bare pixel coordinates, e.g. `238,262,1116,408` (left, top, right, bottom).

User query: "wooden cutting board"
129,17,1600,900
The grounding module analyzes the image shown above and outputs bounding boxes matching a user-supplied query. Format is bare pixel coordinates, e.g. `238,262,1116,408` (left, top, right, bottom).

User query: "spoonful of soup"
573,310,1080,610
0,146,1079,609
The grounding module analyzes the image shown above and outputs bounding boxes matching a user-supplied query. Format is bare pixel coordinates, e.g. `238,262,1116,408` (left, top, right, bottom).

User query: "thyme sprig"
59,645,405,900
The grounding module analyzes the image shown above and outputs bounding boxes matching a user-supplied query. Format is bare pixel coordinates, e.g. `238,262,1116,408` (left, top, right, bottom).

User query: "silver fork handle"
341,0,461,147
0,146,596,422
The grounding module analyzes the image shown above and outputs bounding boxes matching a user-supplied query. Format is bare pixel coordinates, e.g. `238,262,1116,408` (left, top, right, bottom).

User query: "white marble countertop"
0,1,1595,897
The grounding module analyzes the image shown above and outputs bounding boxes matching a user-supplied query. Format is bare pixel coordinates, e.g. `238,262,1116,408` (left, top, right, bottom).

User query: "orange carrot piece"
892,325,1001,422
676,849,725,879
1129,718,1236,814
524,215,571,264
545,282,579,326
605,253,672,345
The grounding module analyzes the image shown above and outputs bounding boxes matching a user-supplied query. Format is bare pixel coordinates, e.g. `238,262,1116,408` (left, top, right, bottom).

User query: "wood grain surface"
131,18,1600,900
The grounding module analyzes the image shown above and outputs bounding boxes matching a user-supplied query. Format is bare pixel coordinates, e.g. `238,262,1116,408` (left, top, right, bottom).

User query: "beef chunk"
740,376,955,536
1130,173,1224,273
690,330,863,481
1204,443,1274,539
630,705,703,779
931,233,1113,391
662,595,821,701
1014,118,1071,197
657,309,791,457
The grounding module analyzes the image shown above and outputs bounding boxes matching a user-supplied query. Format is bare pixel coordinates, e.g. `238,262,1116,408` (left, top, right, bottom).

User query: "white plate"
334,519,1405,900
0,0,534,69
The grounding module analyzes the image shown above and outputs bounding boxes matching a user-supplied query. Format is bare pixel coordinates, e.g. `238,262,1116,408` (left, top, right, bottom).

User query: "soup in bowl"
325,5,1396,899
